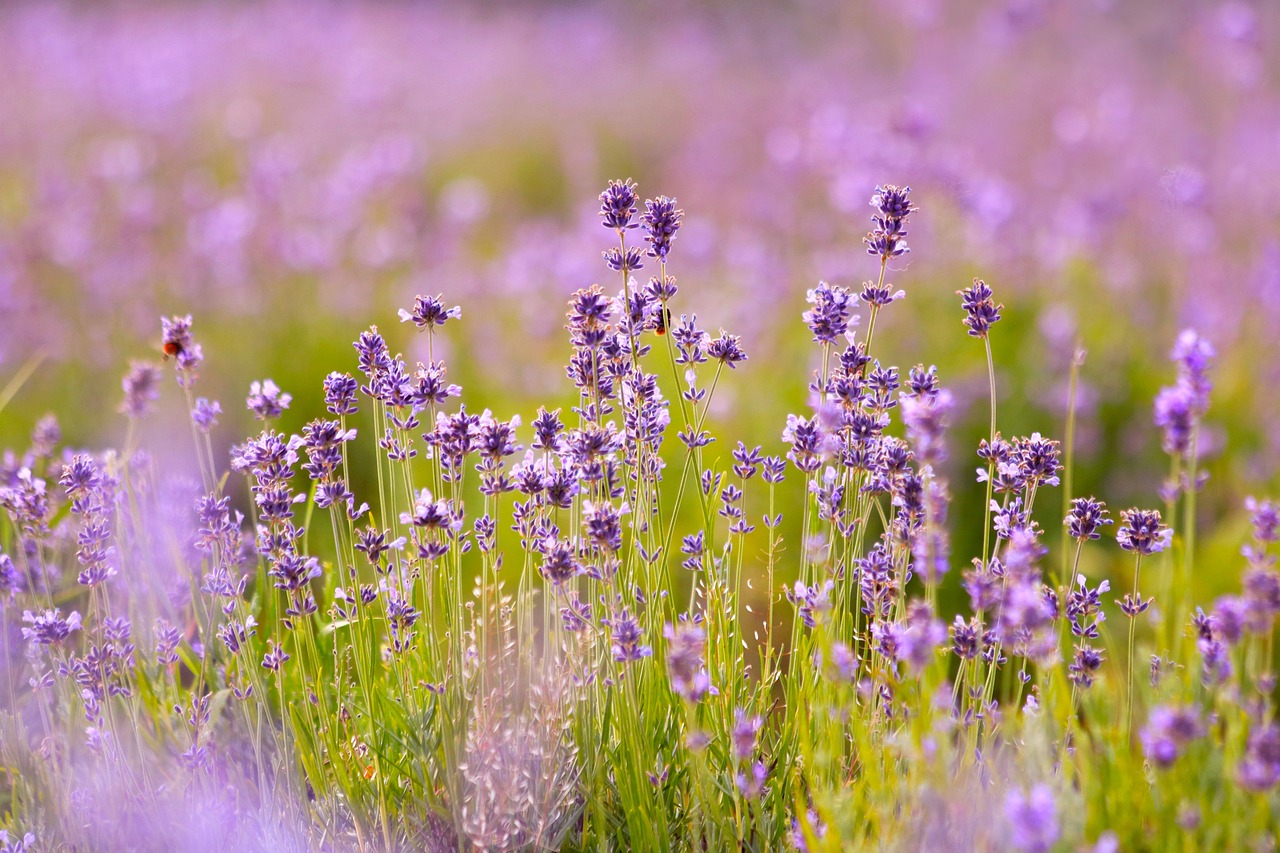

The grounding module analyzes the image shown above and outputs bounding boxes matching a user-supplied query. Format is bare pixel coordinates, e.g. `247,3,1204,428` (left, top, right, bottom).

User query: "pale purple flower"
399,294,461,329
1238,722,1280,791
161,314,203,386
731,709,762,761
1246,496,1279,543
1141,705,1205,767
21,608,82,645
192,398,221,433
665,622,713,703
736,761,767,799
246,379,291,421
120,361,163,418
1005,784,1060,853
901,388,954,468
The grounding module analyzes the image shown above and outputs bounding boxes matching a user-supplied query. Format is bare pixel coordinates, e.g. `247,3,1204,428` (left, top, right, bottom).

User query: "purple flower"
399,293,461,330
957,278,1003,338
599,179,639,231
641,195,683,260
874,602,946,671
246,379,292,421
1245,496,1279,544
0,554,19,603
865,183,915,258
153,619,181,666
1116,508,1173,555
1238,722,1280,791
538,538,581,586
860,279,906,307
218,616,257,655
560,592,592,633
1141,705,1205,767
736,762,767,800
665,622,712,703
782,414,835,473
399,488,455,531
706,331,747,368
324,372,360,416
731,709,762,761
21,608,82,645
1170,328,1214,407
1154,329,1213,458
826,641,859,682
1210,595,1248,644
269,553,321,591
531,407,564,451
583,500,627,552
802,281,857,344
1065,497,1112,541
901,388,954,469
607,609,651,663
1004,784,1060,853
903,364,939,400
262,640,290,672
354,327,393,380
120,361,163,418
0,830,36,853
192,398,221,433
603,245,644,273
951,615,982,660
161,314,203,385
1068,645,1105,689
59,454,102,505
786,579,833,628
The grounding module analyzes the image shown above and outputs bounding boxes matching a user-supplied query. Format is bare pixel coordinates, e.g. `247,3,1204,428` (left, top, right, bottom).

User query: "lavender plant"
0,182,1277,852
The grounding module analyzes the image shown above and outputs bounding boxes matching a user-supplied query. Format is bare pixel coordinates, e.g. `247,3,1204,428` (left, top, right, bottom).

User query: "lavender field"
1,2,1279,850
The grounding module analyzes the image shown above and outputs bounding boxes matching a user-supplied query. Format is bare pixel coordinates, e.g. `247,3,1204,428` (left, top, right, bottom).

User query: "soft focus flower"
665,622,713,703
1141,705,1205,767
246,379,292,421
120,361,163,418
1004,784,1060,853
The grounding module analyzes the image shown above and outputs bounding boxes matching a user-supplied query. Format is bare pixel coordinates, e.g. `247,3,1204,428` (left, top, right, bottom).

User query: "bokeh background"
1,0,1277,599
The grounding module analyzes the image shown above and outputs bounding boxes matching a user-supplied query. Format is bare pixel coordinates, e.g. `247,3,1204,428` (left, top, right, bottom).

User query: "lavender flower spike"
642,195,684,260
21,609,82,645
399,294,461,329
246,379,292,421
957,278,1003,338
1116,508,1173,555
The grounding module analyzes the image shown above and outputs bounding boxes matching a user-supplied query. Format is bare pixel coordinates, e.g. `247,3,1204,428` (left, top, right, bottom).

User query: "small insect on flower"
162,339,183,360
654,306,672,336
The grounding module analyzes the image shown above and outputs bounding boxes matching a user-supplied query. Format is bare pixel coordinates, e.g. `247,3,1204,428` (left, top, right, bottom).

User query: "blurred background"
1,0,1277,598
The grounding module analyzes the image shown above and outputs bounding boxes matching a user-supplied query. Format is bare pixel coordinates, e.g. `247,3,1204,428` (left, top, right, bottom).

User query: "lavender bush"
1,180,1277,851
